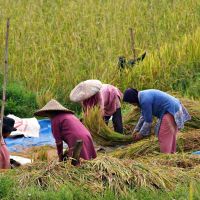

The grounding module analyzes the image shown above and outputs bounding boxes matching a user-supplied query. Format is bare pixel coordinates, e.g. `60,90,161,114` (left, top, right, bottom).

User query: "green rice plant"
0,79,38,117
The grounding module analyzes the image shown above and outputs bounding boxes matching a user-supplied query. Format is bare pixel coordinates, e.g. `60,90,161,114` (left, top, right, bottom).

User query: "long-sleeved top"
83,84,123,116
134,89,191,136
51,113,97,160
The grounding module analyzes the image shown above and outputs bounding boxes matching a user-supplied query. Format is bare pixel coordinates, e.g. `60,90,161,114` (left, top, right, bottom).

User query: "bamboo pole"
129,28,136,60
0,18,10,141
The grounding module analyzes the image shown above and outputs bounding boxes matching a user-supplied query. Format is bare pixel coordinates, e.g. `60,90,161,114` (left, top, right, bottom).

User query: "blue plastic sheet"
5,119,56,152
192,151,200,155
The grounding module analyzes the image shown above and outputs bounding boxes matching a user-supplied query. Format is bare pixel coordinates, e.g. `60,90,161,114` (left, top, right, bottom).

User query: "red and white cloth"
7,114,40,138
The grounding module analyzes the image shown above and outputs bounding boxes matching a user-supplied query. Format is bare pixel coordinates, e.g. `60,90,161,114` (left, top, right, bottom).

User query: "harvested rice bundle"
111,137,159,159
83,98,200,147
177,129,200,152
15,156,182,195
17,161,71,190
188,166,200,181
83,107,133,146
112,129,200,159
123,107,140,134
181,98,200,129
136,153,200,169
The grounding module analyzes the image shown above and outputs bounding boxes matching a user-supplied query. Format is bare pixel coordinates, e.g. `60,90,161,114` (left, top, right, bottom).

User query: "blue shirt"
134,89,191,136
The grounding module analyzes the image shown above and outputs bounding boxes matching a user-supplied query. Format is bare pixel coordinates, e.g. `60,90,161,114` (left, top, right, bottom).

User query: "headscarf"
123,88,139,104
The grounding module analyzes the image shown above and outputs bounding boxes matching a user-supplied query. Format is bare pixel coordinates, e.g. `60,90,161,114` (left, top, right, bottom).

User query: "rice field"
0,0,200,108
0,0,200,199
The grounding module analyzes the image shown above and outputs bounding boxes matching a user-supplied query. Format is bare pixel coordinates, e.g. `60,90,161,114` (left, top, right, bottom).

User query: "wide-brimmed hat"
1,116,17,133
70,80,103,102
34,99,74,117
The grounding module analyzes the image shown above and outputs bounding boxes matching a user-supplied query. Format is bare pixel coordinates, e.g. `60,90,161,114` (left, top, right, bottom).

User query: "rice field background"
0,0,200,109
1,1,200,199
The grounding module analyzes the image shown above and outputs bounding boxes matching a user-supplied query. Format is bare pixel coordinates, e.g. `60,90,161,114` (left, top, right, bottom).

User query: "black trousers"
104,108,123,134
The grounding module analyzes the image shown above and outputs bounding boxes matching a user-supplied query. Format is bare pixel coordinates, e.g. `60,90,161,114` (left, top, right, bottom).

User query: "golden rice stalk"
136,153,200,169
111,137,159,159
177,129,200,152
14,155,184,195
123,107,140,134
111,129,200,159
83,98,200,147
83,107,133,146
181,98,200,129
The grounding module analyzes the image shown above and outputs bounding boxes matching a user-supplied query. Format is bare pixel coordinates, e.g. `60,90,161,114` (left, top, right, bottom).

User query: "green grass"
0,0,200,110
0,173,200,200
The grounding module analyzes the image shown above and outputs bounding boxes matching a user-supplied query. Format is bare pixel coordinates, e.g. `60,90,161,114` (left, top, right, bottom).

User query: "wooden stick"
0,18,10,140
71,140,83,166
129,28,136,60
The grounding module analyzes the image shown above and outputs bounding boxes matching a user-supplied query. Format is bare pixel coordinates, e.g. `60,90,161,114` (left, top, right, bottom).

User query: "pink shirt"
83,84,123,116
51,113,97,160
0,138,10,169
101,84,122,116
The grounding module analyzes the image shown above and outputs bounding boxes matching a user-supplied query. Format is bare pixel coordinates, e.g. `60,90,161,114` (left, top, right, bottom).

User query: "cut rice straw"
83,107,133,146
83,98,200,147
14,155,185,195
111,129,200,159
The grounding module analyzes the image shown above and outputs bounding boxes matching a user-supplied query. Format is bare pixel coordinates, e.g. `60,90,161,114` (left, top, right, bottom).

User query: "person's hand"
132,132,143,141
132,130,138,138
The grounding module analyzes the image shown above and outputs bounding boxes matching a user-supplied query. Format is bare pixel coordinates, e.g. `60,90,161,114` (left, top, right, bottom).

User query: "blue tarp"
5,119,56,152
192,151,200,155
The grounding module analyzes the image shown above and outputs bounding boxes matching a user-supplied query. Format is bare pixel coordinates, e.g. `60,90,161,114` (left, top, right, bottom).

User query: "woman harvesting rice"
70,80,123,134
123,88,191,153
0,117,17,169
35,99,96,162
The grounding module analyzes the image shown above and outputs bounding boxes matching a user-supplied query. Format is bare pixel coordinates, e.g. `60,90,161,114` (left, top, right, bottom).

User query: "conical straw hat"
70,79,103,102
34,99,74,117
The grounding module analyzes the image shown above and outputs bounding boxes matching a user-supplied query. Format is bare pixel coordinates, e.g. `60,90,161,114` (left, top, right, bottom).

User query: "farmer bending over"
0,117,17,169
123,88,191,153
34,99,97,162
70,80,123,134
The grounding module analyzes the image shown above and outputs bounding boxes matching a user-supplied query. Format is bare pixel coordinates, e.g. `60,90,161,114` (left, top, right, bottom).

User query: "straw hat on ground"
70,79,103,102
34,99,74,117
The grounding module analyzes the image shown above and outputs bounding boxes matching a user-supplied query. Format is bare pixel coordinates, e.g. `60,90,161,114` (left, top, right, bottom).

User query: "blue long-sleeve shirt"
134,89,191,136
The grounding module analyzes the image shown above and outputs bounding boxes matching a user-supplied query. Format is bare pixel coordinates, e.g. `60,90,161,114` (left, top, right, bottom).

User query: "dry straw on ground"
111,129,200,159
13,154,200,195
